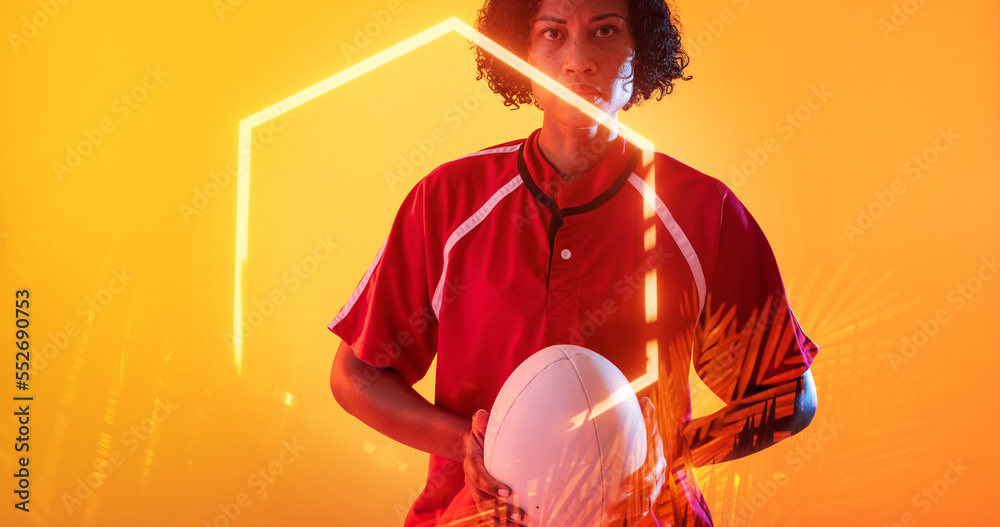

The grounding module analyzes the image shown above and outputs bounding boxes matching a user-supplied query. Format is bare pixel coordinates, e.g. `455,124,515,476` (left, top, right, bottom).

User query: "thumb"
640,397,656,435
472,409,490,440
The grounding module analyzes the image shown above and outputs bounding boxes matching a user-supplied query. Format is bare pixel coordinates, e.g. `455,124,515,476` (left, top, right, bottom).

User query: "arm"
671,369,816,472
330,339,469,461
326,178,524,524
677,187,820,472
330,341,527,524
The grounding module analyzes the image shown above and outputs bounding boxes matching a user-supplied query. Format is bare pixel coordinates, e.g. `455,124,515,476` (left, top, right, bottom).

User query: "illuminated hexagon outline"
233,17,671,394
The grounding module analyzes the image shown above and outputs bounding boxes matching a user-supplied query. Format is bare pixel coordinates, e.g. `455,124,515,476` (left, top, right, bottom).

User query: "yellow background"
2,0,998,525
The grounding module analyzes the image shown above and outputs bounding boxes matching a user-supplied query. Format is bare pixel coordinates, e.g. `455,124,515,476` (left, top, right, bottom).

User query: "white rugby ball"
484,345,647,527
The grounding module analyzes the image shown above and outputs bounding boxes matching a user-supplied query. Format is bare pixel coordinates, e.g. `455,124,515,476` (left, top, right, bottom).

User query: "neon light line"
235,17,657,380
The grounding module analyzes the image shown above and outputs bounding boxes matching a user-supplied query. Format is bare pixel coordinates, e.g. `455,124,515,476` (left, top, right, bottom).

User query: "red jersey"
328,128,818,526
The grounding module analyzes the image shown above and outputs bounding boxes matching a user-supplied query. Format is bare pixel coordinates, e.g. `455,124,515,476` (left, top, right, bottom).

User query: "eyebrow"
534,13,625,24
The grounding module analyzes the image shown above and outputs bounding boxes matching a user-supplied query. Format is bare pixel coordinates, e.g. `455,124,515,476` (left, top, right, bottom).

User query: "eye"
540,27,562,40
595,25,619,38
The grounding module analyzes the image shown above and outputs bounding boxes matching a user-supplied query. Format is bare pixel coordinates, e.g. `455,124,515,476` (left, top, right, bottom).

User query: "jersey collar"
517,127,638,214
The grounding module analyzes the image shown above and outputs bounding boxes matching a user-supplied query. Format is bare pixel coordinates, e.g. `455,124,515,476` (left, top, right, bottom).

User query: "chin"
548,101,618,129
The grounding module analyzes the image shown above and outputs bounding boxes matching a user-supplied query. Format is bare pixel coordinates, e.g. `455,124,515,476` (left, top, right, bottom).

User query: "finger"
620,459,641,495
469,477,510,518
606,497,630,524
468,410,522,522
492,516,526,527
494,497,525,524
472,409,490,439
470,480,522,522
488,501,526,527
472,487,508,509
466,437,507,520
480,493,515,523
508,504,525,524
642,401,661,473
640,398,657,435
468,444,512,500
470,462,512,499
470,488,496,517
495,515,526,527
488,497,524,525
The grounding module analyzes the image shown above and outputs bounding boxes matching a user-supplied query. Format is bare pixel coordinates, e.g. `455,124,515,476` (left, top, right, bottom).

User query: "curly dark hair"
473,0,692,110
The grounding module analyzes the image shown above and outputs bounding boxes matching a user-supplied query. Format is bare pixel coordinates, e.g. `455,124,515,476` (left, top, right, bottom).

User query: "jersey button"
560,248,572,260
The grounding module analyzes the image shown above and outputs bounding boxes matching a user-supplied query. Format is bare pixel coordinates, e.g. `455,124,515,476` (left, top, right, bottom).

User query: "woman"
329,0,819,525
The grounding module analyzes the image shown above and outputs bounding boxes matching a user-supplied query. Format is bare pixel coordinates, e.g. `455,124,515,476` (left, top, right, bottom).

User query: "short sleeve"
327,179,438,386
693,189,818,403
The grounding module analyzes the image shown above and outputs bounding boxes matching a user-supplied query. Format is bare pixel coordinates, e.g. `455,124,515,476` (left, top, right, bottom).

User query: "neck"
537,114,620,183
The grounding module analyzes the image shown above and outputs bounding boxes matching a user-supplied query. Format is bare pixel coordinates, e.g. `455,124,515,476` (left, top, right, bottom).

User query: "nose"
563,37,596,74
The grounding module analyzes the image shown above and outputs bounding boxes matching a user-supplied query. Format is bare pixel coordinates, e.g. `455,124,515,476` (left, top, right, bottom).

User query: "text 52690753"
14,288,32,512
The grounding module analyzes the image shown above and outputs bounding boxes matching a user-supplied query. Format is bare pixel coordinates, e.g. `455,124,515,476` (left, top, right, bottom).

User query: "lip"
568,83,601,97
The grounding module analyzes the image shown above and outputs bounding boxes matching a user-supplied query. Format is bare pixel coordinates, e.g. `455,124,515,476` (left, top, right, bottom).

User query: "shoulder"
637,150,734,232
649,153,758,234
636,150,750,287
403,136,527,230
415,136,526,200
422,137,525,189
646,150,731,203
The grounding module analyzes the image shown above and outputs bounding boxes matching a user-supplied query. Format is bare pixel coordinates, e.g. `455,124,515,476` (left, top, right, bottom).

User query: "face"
526,0,636,127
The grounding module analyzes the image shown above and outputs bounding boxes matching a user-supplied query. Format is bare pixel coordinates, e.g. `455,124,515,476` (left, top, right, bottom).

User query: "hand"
606,397,667,526
463,409,526,526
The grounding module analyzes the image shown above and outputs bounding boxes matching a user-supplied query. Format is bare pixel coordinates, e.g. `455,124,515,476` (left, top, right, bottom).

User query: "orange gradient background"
2,0,998,526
